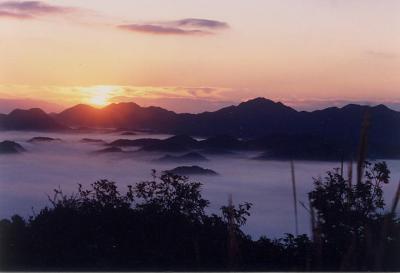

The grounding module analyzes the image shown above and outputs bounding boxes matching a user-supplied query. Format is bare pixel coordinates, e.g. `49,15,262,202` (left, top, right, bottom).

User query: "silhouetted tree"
1,165,398,271
309,161,399,270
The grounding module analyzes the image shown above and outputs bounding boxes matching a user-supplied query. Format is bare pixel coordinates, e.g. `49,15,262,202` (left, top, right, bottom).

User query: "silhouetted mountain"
253,134,352,161
199,135,245,150
93,146,123,154
120,131,137,136
108,138,161,147
141,135,199,152
28,137,62,143
54,98,399,142
0,108,65,131
155,152,209,163
0,140,26,154
3,98,400,158
80,138,105,144
167,165,218,176
57,102,178,130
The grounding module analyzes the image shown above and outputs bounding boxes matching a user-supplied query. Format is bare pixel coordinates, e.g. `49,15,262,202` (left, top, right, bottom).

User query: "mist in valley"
1,131,399,239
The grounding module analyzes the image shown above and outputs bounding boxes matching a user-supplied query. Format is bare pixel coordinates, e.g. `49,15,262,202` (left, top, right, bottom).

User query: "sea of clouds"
1,131,399,239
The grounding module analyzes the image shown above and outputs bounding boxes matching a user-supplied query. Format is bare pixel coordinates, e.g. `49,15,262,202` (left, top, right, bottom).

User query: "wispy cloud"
0,9,31,18
118,18,229,36
173,18,229,29
0,1,76,19
0,2,229,37
118,24,211,36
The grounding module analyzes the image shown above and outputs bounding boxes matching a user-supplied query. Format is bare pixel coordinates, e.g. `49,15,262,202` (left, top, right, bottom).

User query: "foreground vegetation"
0,161,399,271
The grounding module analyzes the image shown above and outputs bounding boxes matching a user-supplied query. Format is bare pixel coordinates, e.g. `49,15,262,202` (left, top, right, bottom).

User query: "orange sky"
0,0,399,113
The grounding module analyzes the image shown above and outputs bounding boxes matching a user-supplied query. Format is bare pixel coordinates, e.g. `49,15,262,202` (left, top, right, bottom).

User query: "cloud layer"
0,1,74,19
118,18,229,36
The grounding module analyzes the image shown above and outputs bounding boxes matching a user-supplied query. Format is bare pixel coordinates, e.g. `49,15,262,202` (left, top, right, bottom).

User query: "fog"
1,131,399,239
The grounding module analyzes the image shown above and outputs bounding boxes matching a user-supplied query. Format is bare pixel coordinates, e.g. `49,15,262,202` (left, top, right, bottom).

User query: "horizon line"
1,96,396,115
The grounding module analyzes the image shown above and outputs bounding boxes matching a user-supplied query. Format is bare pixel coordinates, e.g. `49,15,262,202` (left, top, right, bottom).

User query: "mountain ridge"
1,97,399,158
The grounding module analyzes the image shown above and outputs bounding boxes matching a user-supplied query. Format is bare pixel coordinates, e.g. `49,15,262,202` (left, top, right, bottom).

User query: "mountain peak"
62,104,97,112
239,97,275,106
373,104,391,111
3,108,65,130
341,103,393,113
9,107,47,116
237,97,296,113
105,102,140,109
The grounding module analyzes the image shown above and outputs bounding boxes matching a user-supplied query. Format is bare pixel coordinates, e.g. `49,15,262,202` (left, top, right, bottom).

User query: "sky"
0,0,399,113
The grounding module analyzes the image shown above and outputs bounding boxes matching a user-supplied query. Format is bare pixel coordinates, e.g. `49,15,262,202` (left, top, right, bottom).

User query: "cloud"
118,24,211,36
0,9,31,18
183,87,218,97
173,18,229,29
0,1,75,19
118,18,229,36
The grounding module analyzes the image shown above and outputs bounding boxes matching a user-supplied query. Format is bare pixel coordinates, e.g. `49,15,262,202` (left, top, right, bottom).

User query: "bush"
1,164,398,271
0,172,254,270
309,161,400,270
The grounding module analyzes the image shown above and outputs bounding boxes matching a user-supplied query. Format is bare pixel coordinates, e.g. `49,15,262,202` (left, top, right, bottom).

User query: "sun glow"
86,86,116,107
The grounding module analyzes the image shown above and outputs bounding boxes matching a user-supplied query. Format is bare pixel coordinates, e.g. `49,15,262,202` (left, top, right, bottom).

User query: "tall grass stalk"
356,109,370,185
347,158,353,187
308,195,322,269
340,109,370,270
374,179,400,270
227,194,238,269
390,179,400,214
290,160,299,236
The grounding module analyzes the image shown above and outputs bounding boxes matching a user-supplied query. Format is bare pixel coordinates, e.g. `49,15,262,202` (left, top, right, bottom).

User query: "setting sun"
86,85,116,107
89,94,108,107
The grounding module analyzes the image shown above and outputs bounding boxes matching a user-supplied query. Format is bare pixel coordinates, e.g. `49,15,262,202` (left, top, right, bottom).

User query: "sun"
89,94,108,107
87,86,115,107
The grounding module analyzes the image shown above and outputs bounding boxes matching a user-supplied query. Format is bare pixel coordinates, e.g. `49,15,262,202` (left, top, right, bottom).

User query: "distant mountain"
53,98,399,140
120,131,137,136
56,102,178,130
28,137,62,143
93,147,123,154
167,165,218,176
0,108,65,131
173,98,299,136
0,140,26,154
141,135,199,152
54,98,302,136
2,97,400,158
81,138,105,144
155,152,209,163
108,138,161,147
199,135,245,150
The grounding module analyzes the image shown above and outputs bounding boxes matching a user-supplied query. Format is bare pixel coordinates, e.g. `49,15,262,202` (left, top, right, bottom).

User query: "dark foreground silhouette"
0,162,399,271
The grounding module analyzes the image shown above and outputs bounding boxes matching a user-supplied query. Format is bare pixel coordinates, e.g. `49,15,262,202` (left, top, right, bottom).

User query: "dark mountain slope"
0,140,26,154
0,108,65,131
57,102,179,131
141,135,199,152
54,97,400,143
3,98,400,158
172,98,300,136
